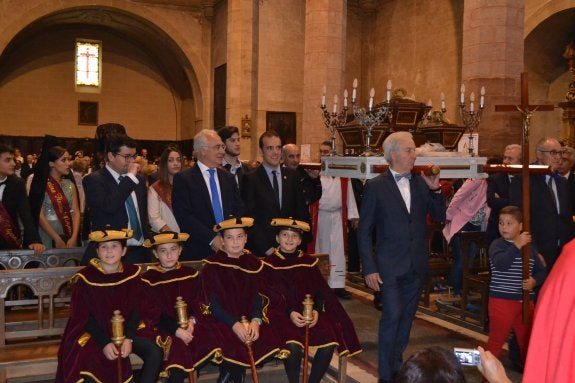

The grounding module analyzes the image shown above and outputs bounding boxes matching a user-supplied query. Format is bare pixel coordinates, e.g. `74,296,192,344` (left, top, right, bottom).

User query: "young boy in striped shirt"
486,205,547,363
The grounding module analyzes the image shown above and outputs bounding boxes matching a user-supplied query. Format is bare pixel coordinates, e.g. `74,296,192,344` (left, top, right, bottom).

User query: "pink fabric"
442,178,490,243
523,240,575,383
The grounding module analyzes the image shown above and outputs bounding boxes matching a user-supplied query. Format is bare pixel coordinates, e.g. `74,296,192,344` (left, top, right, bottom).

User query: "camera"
453,347,481,366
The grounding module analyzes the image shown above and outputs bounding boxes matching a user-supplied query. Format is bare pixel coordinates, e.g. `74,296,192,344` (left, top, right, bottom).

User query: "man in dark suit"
242,130,309,256
510,137,575,270
172,129,244,260
357,132,445,383
486,144,522,244
82,135,152,264
0,144,45,255
20,154,35,181
217,125,254,189
559,145,575,211
281,143,322,206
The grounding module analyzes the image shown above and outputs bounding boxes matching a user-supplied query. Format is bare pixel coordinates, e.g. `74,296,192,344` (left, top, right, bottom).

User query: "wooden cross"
495,72,555,322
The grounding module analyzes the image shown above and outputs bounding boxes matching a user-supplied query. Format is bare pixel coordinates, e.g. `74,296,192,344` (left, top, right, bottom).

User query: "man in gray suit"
358,131,445,383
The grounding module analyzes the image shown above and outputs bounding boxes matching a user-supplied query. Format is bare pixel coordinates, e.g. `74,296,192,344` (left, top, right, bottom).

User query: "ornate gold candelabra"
459,85,485,156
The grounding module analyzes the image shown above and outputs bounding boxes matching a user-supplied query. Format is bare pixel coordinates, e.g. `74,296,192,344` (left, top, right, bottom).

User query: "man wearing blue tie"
82,133,152,264
358,131,445,383
172,129,244,260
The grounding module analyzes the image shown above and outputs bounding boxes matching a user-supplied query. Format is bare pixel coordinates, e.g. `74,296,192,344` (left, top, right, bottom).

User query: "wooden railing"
0,251,348,382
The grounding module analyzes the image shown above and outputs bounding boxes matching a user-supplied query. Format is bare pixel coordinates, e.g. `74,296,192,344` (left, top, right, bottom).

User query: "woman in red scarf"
29,144,80,248
148,146,182,233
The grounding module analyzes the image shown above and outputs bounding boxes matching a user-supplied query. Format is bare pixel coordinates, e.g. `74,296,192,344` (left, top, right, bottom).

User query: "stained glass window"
75,40,101,87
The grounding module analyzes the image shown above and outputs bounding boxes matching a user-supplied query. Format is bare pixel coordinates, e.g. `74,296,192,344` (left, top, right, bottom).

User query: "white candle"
344,89,348,108
369,88,375,110
322,86,326,107
470,92,475,112
441,92,446,110
480,86,485,108
352,78,358,101
427,99,432,116
333,94,338,114
386,80,392,102
460,84,465,104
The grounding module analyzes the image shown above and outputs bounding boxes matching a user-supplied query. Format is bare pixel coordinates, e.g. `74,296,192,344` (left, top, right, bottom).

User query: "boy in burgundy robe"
199,217,291,383
264,218,362,383
140,231,223,383
56,228,162,383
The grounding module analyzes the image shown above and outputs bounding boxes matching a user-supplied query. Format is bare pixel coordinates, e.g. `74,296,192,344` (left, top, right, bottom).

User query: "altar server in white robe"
310,142,359,299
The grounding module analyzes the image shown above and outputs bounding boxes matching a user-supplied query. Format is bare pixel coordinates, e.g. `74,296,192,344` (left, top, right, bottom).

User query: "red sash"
45,176,73,237
0,201,22,248
151,181,173,211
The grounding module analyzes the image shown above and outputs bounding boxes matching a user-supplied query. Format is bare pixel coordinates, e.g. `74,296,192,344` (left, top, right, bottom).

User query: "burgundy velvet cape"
55,262,142,383
140,263,223,375
198,250,291,366
264,250,362,356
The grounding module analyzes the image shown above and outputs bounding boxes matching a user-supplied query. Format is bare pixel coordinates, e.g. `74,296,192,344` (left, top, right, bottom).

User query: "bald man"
281,143,322,206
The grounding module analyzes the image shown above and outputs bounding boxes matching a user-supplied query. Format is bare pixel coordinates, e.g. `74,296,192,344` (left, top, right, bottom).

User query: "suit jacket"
564,172,575,215
510,174,575,268
357,171,445,282
486,173,512,243
83,167,151,237
241,165,310,255
0,175,42,248
172,165,244,260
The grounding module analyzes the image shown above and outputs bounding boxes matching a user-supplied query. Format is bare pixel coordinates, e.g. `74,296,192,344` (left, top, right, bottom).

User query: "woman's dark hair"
47,146,67,163
28,137,73,228
394,347,466,383
158,145,182,188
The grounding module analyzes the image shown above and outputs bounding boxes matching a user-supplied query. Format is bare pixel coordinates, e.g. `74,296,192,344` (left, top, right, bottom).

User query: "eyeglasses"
538,150,562,157
114,153,137,161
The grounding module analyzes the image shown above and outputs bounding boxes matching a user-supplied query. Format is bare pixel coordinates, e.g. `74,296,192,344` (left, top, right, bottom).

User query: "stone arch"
0,0,211,137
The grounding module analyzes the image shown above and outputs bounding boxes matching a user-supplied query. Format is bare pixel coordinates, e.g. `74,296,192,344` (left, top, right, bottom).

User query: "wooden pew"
0,252,347,382
0,247,84,270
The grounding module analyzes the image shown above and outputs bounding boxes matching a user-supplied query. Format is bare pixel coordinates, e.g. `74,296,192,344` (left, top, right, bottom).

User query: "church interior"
1,0,575,382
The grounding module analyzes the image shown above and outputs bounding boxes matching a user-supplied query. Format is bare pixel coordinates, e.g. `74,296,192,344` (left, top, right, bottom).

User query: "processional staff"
111,310,125,383
175,296,197,383
240,316,260,383
495,72,555,323
301,294,314,383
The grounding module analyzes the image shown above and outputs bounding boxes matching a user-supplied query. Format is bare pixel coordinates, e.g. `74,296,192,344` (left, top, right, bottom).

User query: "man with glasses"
510,137,575,270
172,129,244,260
82,134,152,264
486,144,522,244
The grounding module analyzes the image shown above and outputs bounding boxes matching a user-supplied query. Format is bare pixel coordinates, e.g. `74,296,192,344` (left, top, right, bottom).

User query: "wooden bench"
0,247,84,270
421,223,452,307
0,251,348,382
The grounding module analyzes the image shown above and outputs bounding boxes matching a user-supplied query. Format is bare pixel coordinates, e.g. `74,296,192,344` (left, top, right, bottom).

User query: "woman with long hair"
148,145,182,233
29,144,81,248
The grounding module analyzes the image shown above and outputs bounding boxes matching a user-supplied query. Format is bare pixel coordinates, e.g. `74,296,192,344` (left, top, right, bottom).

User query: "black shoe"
334,288,352,300
373,293,382,311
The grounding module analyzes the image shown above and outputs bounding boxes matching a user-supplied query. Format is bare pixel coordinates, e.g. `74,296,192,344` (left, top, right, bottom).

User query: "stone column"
302,0,347,161
559,41,575,147
461,0,525,157
227,0,258,158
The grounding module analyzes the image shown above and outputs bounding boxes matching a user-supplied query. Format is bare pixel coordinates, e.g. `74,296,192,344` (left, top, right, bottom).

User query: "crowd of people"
1,124,575,382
